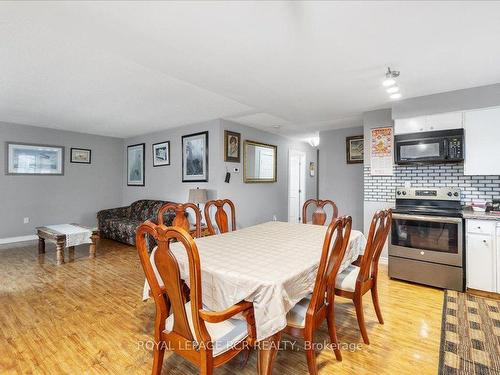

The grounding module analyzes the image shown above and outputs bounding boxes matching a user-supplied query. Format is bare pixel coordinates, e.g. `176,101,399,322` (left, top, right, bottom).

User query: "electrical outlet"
23,217,30,224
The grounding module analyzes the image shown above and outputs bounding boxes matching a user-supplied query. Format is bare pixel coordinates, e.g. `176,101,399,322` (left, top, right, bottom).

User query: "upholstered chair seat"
164,301,248,357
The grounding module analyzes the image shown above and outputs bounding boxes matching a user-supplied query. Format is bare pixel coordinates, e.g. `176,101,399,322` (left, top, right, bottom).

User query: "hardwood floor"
0,239,443,374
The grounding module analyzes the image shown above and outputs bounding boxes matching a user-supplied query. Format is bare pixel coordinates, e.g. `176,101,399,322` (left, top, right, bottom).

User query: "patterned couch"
97,200,176,248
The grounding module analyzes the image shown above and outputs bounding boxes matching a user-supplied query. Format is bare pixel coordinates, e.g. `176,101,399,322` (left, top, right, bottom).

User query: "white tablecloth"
45,224,92,247
143,221,366,341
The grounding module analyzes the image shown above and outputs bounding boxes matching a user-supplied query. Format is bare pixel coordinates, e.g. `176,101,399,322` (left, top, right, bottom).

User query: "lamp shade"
188,188,208,204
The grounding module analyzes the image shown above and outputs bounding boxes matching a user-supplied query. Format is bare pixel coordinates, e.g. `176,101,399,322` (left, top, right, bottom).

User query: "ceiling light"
382,78,396,87
386,86,400,94
309,137,320,147
382,67,400,87
390,92,402,99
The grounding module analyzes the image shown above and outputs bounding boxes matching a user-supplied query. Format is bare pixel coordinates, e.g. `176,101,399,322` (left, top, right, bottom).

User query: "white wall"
362,109,394,258
392,82,500,119
0,121,123,238
122,119,317,228
319,126,364,230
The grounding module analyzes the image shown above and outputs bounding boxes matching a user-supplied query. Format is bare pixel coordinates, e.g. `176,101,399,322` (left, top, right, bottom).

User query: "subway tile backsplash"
364,164,500,203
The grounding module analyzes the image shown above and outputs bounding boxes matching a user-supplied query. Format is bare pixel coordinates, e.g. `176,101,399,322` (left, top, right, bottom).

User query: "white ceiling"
1,1,500,139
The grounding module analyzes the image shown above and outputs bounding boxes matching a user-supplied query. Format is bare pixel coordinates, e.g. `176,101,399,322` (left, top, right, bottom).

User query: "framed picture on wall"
152,141,170,167
127,143,145,186
182,131,208,182
6,142,64,175
70,148,91,164
224,130,241,163
346,135,364,164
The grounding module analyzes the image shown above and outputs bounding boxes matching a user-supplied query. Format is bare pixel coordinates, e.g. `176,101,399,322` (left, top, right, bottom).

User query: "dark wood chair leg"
353,295,370,345
239,347,252,369
151,342,165,375
200,354,214,375
326,304,342,361
304,332,318,375
370,283,384,324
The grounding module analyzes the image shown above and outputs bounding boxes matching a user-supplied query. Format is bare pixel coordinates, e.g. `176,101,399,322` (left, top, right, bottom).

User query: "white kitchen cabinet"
394,116,427,134
466,219,498,293
394,111,463,135
464,106,500,175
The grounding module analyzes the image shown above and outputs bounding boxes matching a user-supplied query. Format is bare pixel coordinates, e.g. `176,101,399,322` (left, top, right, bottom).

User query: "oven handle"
392,213,463,224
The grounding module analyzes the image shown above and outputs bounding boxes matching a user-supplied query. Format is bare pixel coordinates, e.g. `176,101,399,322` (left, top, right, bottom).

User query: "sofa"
97,199,176,248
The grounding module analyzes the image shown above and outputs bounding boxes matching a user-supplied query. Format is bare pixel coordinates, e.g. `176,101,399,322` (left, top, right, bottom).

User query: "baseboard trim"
0,235,38,245
379,256,388,265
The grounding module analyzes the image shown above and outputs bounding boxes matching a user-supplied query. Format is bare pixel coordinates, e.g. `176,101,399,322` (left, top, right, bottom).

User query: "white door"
288,150,306,223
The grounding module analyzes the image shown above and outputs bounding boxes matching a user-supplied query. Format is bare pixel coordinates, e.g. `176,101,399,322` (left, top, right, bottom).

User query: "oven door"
389,213,463,266
395,138,445,163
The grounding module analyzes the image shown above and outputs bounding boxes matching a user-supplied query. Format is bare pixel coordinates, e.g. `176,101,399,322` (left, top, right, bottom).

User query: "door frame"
288,149,306,223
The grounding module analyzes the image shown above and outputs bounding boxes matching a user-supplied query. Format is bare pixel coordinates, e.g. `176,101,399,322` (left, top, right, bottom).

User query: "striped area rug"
439,290,500,374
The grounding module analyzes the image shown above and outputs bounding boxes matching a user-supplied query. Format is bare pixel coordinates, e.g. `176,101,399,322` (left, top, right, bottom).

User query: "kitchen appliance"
388,187,464,291
395,128,464,164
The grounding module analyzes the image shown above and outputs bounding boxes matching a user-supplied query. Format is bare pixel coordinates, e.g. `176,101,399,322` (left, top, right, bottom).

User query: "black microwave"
395,129,464,164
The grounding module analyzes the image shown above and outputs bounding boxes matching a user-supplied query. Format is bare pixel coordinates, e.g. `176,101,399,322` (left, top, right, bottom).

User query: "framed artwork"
182,131,208,182
224,130,241,163
346,135,364,164
6,142,64,175
127,143,145,186
152,141,170,167
70,148,91,164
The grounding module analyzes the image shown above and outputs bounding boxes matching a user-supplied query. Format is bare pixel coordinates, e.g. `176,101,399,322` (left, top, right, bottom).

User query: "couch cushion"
130,200,165,221
101,218,142,245
164,301,248,357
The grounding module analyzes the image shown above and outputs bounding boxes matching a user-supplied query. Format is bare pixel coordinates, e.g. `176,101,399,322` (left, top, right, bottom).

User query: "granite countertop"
462,210,500,221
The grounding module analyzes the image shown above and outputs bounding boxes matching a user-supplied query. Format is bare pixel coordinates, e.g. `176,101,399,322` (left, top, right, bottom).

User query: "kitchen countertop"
462,210,500,221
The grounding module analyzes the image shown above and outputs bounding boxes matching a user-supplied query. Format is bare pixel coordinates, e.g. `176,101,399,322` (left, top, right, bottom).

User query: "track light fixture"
382,67,402,99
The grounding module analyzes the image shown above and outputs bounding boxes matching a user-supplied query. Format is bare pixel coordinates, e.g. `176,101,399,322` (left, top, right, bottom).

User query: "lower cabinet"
466,219,498,293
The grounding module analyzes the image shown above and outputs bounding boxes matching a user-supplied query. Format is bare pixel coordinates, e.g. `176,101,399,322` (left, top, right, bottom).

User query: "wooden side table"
36,224,99,265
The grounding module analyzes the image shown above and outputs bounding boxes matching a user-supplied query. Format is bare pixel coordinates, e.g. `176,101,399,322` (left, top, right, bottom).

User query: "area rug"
439,290,500,374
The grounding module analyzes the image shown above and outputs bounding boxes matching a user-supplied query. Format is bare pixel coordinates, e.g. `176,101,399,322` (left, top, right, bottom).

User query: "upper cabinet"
464,107,500,176
394,112,463,135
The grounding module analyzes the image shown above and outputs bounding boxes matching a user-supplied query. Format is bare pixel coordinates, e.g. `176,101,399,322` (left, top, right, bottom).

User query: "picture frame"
224,130,241,163
6,142,64,175
152,141,170,167
346,135,364,164
127,143,145,186
182,131,208,182
70,148,91,164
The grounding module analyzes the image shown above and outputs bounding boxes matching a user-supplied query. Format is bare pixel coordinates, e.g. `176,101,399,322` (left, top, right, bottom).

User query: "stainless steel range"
388,187,465,291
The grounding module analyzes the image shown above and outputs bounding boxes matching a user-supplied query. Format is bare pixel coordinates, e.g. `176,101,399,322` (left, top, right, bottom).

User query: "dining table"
143,220,367,374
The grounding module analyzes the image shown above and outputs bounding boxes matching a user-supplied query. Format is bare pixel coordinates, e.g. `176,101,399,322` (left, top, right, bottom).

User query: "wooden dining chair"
136,221,256,375
334,209,392,345
204,199,236,235
158,202,202,238
302,199,339,225
284,216,352,374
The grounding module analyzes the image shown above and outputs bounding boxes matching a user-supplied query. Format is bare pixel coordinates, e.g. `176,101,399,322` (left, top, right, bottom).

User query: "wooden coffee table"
36,224,99,265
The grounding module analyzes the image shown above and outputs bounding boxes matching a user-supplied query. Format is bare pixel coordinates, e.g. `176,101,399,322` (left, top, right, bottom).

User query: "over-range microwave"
395,129,464,164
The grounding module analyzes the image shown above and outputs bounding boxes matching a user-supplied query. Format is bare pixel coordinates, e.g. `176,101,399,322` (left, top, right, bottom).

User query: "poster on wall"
370,127,393,176
182,131,208,182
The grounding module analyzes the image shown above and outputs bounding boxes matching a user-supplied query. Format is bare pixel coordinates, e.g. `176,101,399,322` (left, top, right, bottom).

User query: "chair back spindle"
158,203,202,238
302,199,339,225
204,199,236,235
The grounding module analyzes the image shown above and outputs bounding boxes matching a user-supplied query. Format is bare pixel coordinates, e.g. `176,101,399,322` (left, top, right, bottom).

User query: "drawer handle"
483,240,487,243
477,227,481,229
